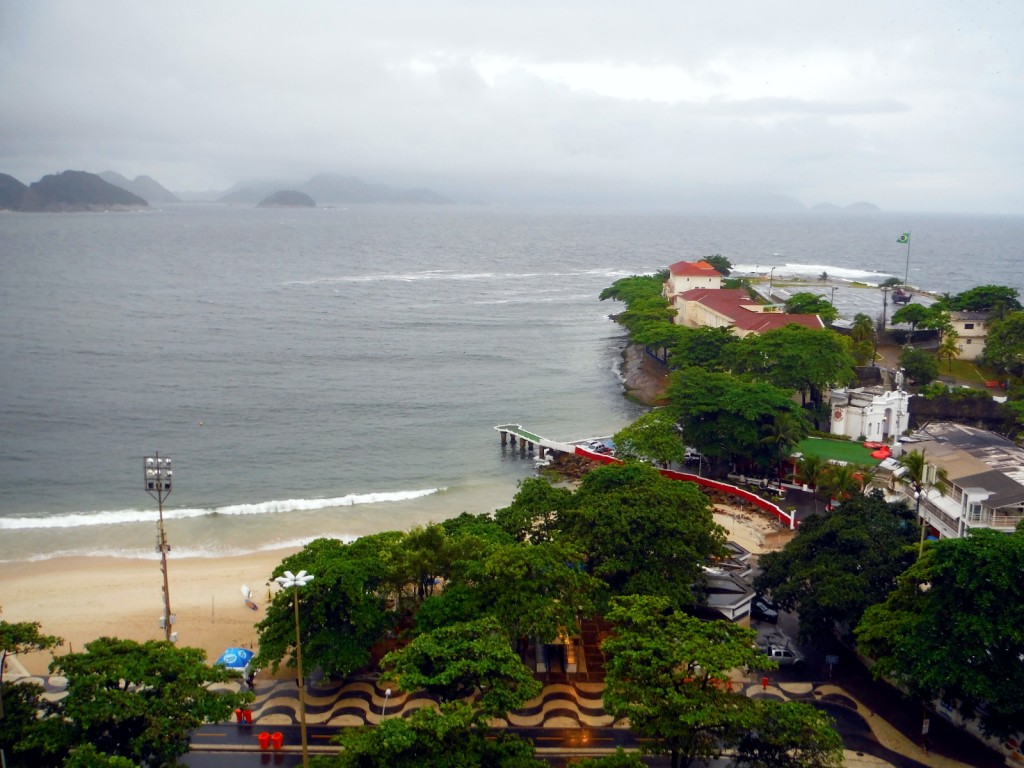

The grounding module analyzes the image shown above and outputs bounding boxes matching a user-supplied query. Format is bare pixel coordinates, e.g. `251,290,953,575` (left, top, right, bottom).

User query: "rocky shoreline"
621,343,670,406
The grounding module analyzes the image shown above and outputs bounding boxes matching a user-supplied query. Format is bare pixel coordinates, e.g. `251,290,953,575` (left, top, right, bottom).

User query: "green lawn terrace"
794,437,884,467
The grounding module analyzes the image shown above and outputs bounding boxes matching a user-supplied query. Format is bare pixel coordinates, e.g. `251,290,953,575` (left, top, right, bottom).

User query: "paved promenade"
13,661,1001,767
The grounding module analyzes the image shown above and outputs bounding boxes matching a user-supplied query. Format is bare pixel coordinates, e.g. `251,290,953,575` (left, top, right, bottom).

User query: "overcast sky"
1,1,1021,212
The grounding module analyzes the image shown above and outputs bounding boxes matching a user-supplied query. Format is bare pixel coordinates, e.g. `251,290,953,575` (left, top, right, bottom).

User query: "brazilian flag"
897,232,910,244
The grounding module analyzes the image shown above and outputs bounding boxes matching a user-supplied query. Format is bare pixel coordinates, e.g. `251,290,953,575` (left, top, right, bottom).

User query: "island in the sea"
257,190,317,208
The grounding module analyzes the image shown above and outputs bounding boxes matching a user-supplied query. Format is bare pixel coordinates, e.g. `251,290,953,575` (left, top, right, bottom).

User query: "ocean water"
1,205,1021,562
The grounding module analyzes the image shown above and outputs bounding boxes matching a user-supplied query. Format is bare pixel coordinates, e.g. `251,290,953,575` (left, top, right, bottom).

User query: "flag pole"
902,231,912,285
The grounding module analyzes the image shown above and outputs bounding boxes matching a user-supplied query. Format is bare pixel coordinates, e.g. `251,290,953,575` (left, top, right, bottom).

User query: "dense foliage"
754,492,918,644
856,528,1024,737
601,595,842,768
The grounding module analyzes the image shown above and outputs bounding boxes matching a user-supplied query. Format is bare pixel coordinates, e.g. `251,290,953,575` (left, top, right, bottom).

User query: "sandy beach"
1,504,787,677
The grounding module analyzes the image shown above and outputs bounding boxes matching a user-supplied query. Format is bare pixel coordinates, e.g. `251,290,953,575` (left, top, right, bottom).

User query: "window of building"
964,323,975,329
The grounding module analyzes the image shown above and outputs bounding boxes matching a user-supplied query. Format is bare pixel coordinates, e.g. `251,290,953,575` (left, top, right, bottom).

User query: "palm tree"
761,412,809,480
938,332,961,371
797,454,829,513
897,449,950,558
819,463,864,507
851,313,874,344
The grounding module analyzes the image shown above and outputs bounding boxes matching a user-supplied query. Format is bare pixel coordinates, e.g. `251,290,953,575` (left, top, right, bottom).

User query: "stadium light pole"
144,453,175,642
276,570,315,767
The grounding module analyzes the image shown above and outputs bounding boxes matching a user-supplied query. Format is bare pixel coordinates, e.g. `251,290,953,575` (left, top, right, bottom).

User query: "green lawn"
795,437,883,466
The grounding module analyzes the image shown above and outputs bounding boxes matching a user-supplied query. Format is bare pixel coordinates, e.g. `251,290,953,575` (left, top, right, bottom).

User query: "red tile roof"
681,288,824,333
668,259,722,277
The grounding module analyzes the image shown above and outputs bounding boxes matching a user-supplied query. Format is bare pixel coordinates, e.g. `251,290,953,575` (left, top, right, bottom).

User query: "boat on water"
891,287,912,304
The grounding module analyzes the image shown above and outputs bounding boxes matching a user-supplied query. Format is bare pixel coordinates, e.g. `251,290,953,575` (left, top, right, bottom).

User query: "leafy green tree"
612,408,686,466
1,612,62,719
493,477,574,544
601,595,838,768
754,492,918,644
255,536,394,679
558,462,726,609
382,616,541,720
704,254,732,276
890,303,930,341
49,637,248,768
731,700,843,768
898,346,939,386
668,367,806,468
727,325,856,405
386,524,453,605
64,744,140,768
476,541,602,644
983,310,1024,379
602,595,771,768
600,272,668,305
856,529,1024,738
667,325,738,372
936,284,1021,314
315,702,544,768
783,292,838,323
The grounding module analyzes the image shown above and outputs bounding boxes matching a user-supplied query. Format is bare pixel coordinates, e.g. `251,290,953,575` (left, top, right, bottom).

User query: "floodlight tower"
144,453,175,642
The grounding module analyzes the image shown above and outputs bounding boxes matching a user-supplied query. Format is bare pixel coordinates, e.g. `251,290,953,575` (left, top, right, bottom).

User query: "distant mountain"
258,190,316,208
809,201,882,213
845,201,881,213
219,173,453,205
99,171,181,203
0,172,29,210
1,170,148,212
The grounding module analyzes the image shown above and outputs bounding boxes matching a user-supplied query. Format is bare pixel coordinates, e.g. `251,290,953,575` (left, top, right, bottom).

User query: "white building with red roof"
663,260,825,338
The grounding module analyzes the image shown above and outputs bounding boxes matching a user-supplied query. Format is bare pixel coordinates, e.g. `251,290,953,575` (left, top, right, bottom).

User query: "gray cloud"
1,0,1022,212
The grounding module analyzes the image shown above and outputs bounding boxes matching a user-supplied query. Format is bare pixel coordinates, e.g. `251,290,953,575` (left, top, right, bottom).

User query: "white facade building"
828,386,911,443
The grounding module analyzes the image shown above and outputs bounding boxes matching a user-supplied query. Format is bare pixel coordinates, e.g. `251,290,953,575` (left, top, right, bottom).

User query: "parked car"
763,644,803,667
750,598,779,624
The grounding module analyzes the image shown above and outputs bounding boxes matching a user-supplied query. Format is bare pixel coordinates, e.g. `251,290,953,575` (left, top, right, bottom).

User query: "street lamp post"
829,286,838,306
768,266,776,302
276,570,315,768
921,487,929,561
381,687,392,719
144,454,175,643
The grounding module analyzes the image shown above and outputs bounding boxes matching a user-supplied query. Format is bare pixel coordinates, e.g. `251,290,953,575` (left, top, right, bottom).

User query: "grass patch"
795,437,882,466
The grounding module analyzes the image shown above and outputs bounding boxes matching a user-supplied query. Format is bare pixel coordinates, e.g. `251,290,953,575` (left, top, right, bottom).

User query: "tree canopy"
557,462,726,609
727,325,856,404
49,637,249,767
983,310,1024,379
254,535,395,679
382,616,541,719
856,528,1024,738
783,292,839,324
612,408,687,465
753,492,918,644
600,595,841,768
668,366,808,468
316,702,544,768
935,284,1021,315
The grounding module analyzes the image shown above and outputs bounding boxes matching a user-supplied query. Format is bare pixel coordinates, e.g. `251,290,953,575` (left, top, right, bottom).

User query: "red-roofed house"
664,259,724,311
662,260,825,337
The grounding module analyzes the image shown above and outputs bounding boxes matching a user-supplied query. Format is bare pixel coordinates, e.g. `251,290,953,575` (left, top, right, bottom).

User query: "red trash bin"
258,731,271,750
235,708,244,723
271,732,284,750
242,709,253,724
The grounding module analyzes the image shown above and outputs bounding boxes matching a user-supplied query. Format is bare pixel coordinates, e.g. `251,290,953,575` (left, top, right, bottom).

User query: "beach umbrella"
215,647,254,669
